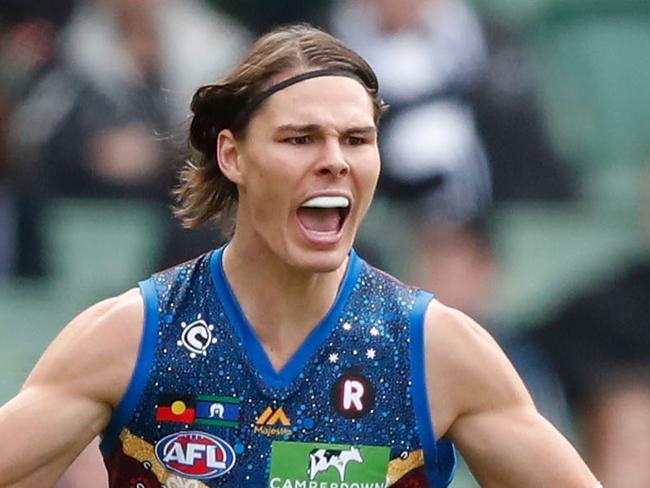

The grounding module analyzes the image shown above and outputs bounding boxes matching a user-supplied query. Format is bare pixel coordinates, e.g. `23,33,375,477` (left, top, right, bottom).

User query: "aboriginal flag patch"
156,394,196,423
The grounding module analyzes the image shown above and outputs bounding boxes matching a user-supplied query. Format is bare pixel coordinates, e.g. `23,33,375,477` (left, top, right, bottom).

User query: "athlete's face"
222,74,380,272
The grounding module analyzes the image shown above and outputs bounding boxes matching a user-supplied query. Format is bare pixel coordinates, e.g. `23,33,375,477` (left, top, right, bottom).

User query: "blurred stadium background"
1,0,650,486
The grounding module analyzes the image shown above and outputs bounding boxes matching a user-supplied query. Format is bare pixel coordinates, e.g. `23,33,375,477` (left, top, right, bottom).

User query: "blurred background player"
529,157,650,488
3,0,250,277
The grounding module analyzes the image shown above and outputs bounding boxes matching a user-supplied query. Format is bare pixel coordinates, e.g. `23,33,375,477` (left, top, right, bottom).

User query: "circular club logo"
330,368,375,419
155,431,236,479
178,319,217,358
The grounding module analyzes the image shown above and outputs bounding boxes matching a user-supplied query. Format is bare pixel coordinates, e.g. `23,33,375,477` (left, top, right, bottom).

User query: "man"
0,24,600,487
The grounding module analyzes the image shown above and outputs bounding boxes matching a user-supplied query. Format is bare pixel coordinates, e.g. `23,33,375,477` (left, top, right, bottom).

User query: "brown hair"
174,23,387,232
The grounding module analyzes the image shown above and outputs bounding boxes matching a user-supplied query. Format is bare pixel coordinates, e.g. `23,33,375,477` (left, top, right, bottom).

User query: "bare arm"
55,438,108,488
0,289,143,487
424,302,599,487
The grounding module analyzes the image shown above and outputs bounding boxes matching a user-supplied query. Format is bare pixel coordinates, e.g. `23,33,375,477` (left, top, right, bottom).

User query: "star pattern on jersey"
131,254,443,485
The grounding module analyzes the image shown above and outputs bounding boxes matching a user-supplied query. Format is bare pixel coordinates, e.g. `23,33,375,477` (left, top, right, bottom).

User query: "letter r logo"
343,380,364,411
331,369,375,419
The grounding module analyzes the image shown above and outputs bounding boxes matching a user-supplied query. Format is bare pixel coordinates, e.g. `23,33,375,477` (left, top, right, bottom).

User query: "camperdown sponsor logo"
269,441,389,488
269,481,385,488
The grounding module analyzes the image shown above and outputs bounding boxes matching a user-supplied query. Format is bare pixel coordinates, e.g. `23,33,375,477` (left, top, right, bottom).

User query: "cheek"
244,160,295,225
248,175,284,212
370,158,381,186
356,152,381,195
242,150,284,197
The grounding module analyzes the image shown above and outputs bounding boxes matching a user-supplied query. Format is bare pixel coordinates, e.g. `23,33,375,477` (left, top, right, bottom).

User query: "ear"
216,129,244,185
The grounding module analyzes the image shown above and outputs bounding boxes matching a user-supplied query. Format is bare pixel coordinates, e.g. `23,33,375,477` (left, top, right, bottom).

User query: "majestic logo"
331,368,375,418
154,431,236,479
156,394,240,428
309,446,363,481
254,406,292,437
177,317,217,358
269,441,389,488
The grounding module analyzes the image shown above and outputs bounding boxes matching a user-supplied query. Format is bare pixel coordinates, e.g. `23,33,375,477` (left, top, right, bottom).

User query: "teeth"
301,196,350,209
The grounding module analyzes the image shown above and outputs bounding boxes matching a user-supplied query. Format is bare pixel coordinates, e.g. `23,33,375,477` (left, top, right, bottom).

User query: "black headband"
231,68,370,129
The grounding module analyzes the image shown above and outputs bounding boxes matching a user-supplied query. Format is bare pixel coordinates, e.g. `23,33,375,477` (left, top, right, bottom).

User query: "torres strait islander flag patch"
156,393,240,427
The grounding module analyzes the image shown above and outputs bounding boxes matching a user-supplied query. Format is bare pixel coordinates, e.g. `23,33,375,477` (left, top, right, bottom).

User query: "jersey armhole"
409,291,457,487
99,278,159,457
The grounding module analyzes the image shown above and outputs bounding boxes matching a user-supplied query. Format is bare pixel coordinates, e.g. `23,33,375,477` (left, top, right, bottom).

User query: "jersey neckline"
209,246,363,389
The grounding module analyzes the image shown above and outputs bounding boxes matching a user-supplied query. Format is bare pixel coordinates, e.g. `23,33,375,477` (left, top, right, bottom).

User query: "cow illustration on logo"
154,431,236,479
308,446,363,481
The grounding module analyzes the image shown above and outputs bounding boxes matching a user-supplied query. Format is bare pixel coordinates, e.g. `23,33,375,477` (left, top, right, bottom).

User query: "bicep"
424,303,597,487
57,437,108,488
451,403,596,487
0,290,143,487
0,384,110,487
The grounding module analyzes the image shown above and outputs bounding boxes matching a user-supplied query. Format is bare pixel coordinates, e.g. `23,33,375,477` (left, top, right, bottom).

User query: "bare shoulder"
23,288,145,408
422,300,512,377
422,300,533,439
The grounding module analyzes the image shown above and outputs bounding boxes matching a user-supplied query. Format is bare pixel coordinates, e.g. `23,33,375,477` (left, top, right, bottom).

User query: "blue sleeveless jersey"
100,247,456,487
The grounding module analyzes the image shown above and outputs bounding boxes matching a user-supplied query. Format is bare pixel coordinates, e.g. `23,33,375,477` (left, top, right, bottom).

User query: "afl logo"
155,431,236,479
177,318,217,358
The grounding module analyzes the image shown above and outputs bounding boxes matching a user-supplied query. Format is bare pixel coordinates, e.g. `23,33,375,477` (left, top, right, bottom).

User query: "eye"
345,135,368,146
286,135,312,145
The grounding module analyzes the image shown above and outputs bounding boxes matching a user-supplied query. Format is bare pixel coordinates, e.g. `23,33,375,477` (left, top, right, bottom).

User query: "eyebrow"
275,124,377,134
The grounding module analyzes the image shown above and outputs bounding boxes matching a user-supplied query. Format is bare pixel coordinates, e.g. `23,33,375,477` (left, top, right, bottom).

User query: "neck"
222,234,349,371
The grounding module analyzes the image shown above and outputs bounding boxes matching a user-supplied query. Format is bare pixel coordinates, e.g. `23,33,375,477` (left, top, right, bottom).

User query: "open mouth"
296,195,351,235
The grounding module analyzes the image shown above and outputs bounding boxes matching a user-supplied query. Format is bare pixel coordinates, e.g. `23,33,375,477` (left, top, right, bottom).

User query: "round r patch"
331,368,375,418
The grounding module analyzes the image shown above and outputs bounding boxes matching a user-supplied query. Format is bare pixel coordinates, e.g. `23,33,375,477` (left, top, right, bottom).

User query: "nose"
317,138,349,177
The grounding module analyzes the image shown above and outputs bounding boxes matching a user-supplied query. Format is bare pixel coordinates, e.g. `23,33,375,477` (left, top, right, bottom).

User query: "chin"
289,245,350,274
